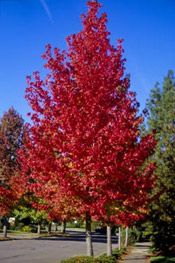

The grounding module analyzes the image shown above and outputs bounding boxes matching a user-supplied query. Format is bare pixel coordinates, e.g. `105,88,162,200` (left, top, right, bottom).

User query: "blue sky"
0,0,174,121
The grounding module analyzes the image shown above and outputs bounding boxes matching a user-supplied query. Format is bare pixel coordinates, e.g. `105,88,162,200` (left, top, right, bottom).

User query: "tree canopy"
20,0,157,256
146,70,175,252
0,107,25,216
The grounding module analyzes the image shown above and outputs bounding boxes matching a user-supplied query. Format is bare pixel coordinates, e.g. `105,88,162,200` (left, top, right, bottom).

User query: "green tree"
146,70,175,252
13,204,48,234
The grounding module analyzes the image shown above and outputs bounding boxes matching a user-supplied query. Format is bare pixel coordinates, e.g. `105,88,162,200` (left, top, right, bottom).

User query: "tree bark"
61,220,66,233
3,224,7,238
118,226,121,250
2,217,8,238
48,222,52,234
124,227,129,247
107,225,112,256
86,211,94,256
37,224,41,235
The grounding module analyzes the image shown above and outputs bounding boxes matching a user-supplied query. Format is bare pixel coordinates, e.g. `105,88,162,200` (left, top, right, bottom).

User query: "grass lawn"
0,227,86,235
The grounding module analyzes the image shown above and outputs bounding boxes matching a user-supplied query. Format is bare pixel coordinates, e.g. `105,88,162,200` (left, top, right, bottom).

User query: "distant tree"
0,107,25,237
13,204,48,235
146,70,175,252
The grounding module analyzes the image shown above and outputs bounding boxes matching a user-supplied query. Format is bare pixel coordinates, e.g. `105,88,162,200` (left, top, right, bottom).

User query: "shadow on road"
37,230,118,244
1,230,118,244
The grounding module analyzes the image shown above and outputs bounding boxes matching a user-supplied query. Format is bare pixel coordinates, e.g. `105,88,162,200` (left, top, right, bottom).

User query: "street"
0,231,118,263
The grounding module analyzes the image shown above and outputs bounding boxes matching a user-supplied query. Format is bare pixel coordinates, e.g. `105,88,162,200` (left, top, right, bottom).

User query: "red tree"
22,1,156,255
0,107,25,237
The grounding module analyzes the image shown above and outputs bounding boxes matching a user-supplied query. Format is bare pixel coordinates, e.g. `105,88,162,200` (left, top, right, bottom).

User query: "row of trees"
0,0,174,256
1,70,174,254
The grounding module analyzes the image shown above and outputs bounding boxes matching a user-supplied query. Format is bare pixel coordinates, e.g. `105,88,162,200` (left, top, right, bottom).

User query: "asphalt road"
0,231,118,263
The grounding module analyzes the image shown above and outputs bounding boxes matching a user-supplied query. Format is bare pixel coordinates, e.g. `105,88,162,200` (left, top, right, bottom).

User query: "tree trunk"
118,226,121,250
37,224,41,235
107,225,112,256
124,227,129,247
3,224,7,238
61,220,66,233
2,217,8,238
86,211,94,256
48,222,52,234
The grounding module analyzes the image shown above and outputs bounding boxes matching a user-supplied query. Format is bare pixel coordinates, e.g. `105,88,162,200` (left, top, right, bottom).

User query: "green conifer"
146,70,175,252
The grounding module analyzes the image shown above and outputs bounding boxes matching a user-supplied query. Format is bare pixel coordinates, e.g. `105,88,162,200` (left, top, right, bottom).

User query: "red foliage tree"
0,107,25,237
21,1,156,255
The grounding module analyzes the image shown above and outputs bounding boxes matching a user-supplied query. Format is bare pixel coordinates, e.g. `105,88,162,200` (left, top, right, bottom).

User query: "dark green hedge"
150,256,175,263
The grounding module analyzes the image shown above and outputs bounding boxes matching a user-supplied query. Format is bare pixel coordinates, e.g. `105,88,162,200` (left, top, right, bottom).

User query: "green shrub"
112,247,126,258
60,242,127,263
143,231,153,239
60,246,126,263
150,256,175,263
15,222,25,231
61,256,94,263
91,221,102,232
22,225,32,232
0,221,3,230
150,256,167,262
10,224,17,230
149,223,175,252
97,255,116,263
168,259,175,262
60,255,117,263
127,228,141,244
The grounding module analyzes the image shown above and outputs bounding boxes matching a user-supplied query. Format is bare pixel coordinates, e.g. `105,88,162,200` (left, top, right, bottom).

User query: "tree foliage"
0,107,25,216
146,70,175,251
19,2,157,252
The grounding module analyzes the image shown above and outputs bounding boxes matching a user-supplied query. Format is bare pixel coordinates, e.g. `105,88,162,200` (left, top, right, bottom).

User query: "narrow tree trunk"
48,222,52,234
61,220,66,233
124,227,129,247
107,225,112,256
86,211,94,256
37,224,41,235
2,217,8,238
3,224,7,238
118,227,121,250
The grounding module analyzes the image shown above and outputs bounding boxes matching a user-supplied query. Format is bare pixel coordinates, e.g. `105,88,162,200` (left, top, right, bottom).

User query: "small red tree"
22,1,156,255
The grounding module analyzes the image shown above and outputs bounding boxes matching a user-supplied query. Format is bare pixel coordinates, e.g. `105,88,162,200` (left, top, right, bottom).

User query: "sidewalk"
121,241,151,263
